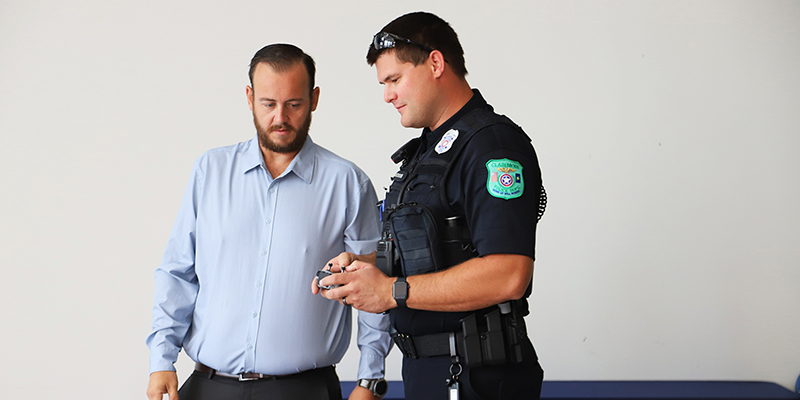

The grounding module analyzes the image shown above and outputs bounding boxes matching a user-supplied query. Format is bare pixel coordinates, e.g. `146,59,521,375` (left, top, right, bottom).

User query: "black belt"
195,362,306,381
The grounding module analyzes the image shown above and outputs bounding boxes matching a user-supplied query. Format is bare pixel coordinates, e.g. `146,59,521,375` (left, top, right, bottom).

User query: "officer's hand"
321,261,396,314
311,252,356,295
146,371,179,400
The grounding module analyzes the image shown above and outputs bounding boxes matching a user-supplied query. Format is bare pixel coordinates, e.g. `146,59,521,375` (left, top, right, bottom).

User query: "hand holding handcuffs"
316,263,345,290
316,263,350,305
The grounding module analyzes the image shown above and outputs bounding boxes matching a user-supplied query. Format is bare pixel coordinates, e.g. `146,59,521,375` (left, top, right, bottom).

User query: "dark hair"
249,44,316,95
366,12,467,78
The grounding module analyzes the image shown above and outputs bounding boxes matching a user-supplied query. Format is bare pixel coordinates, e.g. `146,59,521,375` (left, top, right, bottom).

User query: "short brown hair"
249,44,316,96
366,12,467,78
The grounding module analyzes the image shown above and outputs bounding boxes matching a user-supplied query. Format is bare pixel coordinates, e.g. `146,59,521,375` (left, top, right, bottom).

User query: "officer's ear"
429,50,447,79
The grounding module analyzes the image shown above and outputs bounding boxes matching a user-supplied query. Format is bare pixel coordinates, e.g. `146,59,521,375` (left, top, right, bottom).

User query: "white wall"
1,1,798,398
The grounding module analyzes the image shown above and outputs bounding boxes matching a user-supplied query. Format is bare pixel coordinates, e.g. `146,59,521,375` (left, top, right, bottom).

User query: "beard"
255,110,312,154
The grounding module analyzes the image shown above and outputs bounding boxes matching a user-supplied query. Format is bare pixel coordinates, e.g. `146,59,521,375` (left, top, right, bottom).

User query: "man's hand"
146,371,179,400
348,385,381,400
311,252,378,296
311,252,358,295
319,260,396,313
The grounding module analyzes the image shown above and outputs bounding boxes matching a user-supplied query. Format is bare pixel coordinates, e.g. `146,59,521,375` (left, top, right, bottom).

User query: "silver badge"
435,129,459,154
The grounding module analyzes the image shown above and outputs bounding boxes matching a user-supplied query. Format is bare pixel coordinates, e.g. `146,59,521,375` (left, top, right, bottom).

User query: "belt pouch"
482,309,507,365
458,314,484,367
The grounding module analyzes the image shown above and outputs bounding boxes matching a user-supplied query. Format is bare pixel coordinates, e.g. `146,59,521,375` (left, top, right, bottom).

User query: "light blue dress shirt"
146,135,391,378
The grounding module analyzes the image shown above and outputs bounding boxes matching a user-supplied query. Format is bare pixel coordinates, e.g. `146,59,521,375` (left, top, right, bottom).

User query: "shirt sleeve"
356,310,392,379
145,158,203,373
346,172,393,378
343,174,382,256
454,124,543,259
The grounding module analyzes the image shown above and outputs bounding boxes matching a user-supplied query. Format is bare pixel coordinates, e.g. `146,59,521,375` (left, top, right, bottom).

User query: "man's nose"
274,105,289,123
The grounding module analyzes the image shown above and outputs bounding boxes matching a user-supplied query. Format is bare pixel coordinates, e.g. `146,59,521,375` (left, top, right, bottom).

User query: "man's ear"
246,85,255,112
311,86,320,112
429,50,447,79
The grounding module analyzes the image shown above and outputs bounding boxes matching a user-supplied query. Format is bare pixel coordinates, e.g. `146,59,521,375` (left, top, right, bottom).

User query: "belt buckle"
238,373,262,381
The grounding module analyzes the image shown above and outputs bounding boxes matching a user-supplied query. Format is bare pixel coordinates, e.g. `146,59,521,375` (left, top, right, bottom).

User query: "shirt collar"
422,88,486,145
241,134,317,184
287,137,316,184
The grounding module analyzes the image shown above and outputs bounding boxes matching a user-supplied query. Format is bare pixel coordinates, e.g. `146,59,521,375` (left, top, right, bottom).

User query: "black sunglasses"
372,31,433,53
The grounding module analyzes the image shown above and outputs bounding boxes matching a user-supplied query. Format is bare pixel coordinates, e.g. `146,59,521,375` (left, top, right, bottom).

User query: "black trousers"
177,366,343,400
402,339,544,400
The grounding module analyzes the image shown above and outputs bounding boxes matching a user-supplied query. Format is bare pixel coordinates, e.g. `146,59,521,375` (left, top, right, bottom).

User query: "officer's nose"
383,85,396,104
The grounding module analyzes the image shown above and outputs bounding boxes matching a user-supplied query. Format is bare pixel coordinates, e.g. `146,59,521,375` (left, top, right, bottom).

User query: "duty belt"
391,330,460,359
390,304,528,368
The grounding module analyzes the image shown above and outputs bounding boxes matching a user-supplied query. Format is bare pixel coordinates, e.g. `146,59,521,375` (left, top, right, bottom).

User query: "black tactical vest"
379,106,530,276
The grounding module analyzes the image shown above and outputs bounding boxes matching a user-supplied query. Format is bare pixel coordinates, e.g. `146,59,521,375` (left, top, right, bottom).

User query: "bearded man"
146,43,391,400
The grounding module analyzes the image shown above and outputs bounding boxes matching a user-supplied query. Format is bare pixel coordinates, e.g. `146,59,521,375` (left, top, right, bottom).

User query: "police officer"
313,12,545,400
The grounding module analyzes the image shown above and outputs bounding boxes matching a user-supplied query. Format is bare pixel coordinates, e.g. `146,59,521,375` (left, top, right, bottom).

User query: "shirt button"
269,188,276,194
261,250,267,256
252,312,258,318
256,281,262,287
247,345,253,351
265,219,272,224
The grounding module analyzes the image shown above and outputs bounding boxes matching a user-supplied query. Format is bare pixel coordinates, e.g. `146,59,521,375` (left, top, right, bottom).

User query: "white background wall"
1,0,798,398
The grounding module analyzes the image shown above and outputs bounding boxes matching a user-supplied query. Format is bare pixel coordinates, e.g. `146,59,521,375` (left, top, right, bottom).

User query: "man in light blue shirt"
146,44,391,400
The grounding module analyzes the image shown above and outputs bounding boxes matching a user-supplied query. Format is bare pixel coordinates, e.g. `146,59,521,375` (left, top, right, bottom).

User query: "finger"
319,287,330,299
328,263,345,273
343,260,370,272
325,285,349,302
320,286,340,301
147,386,167,400
336,252,354,266
326,252,352,273
326,268,356,288
168,387,180,400
146,378,167,400
311,277,320,295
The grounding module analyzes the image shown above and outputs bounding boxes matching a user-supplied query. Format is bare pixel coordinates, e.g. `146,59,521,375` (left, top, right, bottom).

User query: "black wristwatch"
393,276,409,308
357,378,388,398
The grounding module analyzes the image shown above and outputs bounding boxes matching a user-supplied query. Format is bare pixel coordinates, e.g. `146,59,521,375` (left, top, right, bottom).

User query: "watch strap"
393,276,408,308
357,378,388,397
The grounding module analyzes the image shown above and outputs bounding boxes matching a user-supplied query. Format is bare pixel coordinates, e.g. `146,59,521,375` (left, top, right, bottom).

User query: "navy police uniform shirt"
389,89,542,337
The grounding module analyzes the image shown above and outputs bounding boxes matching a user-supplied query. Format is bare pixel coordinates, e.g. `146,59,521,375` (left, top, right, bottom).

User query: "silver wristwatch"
357,378,388,398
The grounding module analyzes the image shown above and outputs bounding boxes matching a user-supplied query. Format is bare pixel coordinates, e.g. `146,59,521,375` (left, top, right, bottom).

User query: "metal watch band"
357,378,388,397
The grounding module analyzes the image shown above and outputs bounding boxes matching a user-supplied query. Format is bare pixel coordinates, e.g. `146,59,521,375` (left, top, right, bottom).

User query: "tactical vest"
377,106,534,277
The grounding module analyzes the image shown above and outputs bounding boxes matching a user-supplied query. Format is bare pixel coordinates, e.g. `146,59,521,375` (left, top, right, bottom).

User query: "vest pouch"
388,203,445,277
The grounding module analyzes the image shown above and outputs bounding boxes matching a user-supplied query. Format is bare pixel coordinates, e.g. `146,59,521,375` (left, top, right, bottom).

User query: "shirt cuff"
356,345,386,380
345,239,378,257
149,343,180,374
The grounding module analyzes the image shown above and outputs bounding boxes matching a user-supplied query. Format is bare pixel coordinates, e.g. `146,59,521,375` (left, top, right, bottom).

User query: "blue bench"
342,380,800,400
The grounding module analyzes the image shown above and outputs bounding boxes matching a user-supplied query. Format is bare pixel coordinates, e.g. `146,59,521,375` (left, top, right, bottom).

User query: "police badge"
486,158,524,200
435,129,459,154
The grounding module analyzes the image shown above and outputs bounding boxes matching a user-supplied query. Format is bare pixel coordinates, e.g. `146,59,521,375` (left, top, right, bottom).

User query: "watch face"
375,379,389,396
393,282,407,299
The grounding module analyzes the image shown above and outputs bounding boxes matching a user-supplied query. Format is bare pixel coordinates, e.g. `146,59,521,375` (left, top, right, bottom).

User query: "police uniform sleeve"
451,124,542,259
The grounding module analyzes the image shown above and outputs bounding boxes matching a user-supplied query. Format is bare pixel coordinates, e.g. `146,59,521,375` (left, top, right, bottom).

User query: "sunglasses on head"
372,31,433,53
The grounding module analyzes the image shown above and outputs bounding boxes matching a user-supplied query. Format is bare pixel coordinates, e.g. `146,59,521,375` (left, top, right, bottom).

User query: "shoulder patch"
435,129,459,154
486,158,524,200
